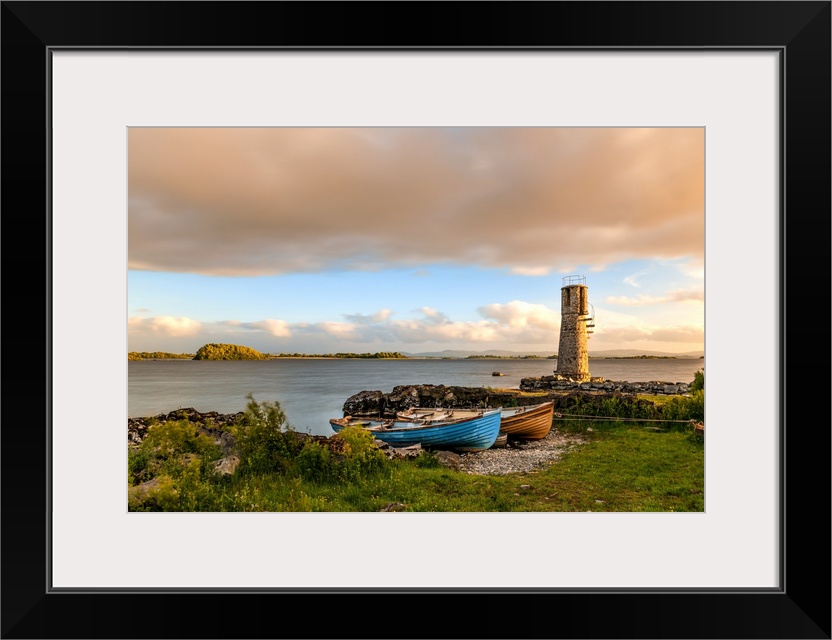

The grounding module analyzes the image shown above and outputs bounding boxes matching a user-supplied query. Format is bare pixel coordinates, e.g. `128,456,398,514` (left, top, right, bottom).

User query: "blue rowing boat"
329,408,502,452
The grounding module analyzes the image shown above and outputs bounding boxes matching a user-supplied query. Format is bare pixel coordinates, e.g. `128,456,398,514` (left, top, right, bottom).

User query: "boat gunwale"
331,408,502,434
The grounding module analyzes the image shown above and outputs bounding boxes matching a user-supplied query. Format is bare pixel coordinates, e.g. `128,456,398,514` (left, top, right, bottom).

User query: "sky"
128,127,704,355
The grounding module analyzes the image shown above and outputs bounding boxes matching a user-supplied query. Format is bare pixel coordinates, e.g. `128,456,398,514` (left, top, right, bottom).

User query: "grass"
129,418,703,513
129,380,705,513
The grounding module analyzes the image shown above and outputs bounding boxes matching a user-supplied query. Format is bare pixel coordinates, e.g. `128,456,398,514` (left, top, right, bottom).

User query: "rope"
553,412,700,425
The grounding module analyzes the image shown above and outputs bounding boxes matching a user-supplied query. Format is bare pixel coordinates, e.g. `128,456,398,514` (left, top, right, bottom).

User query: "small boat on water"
397,401,555,441
329,408,502,451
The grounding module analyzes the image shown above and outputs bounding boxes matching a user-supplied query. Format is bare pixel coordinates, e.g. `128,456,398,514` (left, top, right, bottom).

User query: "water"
128,358,704,436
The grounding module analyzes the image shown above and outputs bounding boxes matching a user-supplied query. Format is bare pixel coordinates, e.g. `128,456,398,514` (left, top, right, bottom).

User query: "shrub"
331,425,388,482
296,441,333,482
128,446,151,485
134,419,221,483
690,369,704,392
232,394,301,475
141,419,219,460
128,475,179,511
661,390,704,423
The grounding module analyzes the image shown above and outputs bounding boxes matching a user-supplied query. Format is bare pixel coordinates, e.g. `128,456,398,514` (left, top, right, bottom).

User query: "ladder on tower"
584,304,595,334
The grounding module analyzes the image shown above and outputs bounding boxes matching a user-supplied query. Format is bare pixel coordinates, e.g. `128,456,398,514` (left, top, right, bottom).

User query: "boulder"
433,450,461,471
385,444,422,460
342,390,385,417
213,454,241,476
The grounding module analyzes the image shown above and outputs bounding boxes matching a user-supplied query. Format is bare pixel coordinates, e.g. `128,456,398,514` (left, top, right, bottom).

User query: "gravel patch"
458,429,587,476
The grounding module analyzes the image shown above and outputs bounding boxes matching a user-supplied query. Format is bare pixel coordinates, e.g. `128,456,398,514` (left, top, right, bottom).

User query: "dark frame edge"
2,2,830,639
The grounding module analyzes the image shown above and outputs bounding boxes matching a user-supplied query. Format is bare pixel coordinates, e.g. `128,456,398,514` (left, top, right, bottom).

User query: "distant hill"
402,348,704,359
588,349,704,359
193,343,267,360
400,349,553,358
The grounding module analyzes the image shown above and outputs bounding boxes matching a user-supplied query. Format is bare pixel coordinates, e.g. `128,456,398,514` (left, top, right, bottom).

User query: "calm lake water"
128,358,704,436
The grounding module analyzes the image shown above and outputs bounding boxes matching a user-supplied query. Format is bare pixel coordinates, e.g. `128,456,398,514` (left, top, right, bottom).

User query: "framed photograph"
3,2,829,638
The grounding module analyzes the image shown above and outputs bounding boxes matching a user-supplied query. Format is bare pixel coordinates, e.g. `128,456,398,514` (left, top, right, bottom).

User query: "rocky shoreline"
128,407,243,447
519,376,692,395
341,383,682,418
127,403,592,476
128,382,684,476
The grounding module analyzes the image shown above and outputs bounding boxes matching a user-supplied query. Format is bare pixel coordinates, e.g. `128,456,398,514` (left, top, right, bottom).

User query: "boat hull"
398,402,555,441
330,409,502,451
499,402,555,439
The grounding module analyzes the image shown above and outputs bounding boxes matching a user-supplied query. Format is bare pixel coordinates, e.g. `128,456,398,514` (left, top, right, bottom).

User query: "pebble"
458,429,587,476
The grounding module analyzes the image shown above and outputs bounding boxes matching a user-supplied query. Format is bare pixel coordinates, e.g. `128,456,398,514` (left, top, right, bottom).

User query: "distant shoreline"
129,355,704,361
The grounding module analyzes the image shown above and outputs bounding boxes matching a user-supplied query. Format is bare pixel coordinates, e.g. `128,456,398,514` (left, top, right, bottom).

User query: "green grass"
129,420,703,513
129,382,705,513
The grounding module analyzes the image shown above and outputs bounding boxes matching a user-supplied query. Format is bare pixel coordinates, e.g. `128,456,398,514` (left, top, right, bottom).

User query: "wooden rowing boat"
329,408,503,451
398,401,555,441
499,401,555,440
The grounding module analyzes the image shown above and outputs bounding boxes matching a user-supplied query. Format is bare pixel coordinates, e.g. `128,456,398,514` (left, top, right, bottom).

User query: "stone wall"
520,376,691,395
342,382,692,418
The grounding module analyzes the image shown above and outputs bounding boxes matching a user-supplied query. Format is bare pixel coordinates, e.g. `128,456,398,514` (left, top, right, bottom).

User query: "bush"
331,425,388,482
132,419,221,484
232,394,301,475
141,419,220,460
296,441,333,482
128,475,179,511
128,446,152,484
690,369,704,392
661,390,704,423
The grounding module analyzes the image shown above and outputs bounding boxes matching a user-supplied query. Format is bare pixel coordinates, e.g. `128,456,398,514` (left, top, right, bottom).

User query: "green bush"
128,475,180,511
128,446,152,484
332,425,388,482
141,419,219,460
132,419,221,485
296,441,333,482
690,369,704,392
232,394,301,475
661,390,704,423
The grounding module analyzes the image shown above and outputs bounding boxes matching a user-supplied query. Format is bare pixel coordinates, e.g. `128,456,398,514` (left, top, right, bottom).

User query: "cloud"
605,288,704,306
580,305,703,349
343,309,392,324
235,319,292,337
129,128,704,276
478,300,560,329
510,266,551,276
315,321,360,340
128,316,202,337
127,300,703,353
623,270,648,287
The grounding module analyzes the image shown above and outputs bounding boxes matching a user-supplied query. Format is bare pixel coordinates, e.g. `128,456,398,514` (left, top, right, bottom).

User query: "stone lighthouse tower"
554,275,593,382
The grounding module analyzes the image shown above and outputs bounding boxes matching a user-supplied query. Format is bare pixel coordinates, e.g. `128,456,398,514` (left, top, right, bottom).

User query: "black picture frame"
2,2,829,638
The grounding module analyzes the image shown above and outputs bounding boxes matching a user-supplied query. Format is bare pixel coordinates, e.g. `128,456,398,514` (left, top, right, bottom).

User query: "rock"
213,454,240,476
128,477,176,505
342,390,385,417
386,444,422,460
519,377,691,395
434,450,461,471
128,409,243,446
379,502,407,512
